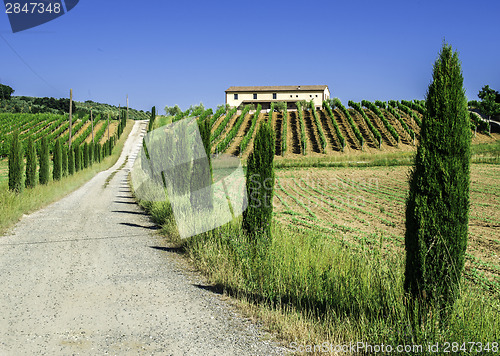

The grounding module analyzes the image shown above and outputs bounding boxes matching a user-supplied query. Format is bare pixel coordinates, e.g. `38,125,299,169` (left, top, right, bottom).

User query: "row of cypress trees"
8,122,123,193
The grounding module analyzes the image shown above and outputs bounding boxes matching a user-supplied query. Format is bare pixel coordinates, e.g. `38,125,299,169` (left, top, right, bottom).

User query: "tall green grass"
138,197,499,352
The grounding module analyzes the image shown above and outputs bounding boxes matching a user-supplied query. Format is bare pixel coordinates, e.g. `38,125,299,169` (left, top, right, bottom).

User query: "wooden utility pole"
69,89,73,148
91,108,94,144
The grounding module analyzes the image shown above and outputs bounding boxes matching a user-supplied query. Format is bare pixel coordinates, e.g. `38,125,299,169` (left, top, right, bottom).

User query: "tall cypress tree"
74,145,81,172
190,117,213,210
39,136,50,185
62,145,68,177
89,143,94,166
25,136,37,188
8,131,24,193
52,139,62,181
148,106,156,132
83,142,89,169
68,146,75,175
242,119,275,240
95,143,101,163
404,43,471,312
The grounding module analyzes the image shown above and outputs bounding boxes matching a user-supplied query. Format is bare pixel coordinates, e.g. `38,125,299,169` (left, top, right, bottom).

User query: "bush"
25,136,37,188
8,131,23,192
405,43,471,315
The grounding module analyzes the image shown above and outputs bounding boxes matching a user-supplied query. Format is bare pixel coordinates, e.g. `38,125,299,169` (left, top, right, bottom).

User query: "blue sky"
1,0,499,113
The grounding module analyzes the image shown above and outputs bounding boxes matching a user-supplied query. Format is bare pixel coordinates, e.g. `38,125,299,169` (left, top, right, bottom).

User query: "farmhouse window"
253,93,257,99
273,93,277,99
234,94,238,100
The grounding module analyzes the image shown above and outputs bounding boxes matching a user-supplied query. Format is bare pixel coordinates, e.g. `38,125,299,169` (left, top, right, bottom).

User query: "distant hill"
0,96,150,121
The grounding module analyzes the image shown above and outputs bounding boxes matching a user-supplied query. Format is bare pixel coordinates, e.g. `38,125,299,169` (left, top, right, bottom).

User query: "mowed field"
273,164,500,296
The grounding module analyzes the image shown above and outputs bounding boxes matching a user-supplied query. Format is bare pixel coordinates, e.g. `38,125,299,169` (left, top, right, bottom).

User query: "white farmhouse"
225,85,330,110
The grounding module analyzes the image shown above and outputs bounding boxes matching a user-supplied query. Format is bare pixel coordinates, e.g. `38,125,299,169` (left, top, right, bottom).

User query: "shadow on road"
149,245,184,253
193,283,225,296
119,222,159,230
111,210,149,216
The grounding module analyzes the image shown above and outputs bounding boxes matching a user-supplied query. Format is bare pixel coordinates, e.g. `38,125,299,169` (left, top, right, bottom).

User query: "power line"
0,33,64,96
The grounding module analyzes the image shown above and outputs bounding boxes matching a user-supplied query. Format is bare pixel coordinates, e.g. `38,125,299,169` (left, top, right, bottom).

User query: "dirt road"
0,121,286,355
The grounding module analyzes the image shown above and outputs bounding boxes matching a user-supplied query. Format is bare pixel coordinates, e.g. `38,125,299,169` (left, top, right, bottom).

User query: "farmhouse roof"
225,85,328,93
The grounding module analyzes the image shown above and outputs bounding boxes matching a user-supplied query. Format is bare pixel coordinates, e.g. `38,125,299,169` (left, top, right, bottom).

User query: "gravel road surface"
0,120,287,355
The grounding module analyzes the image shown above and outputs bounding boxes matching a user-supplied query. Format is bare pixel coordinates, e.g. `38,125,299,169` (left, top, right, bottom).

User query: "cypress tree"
62,145,68,177
83,142,89,169
404,43,471,312
242,119,275,240
74,145,81,172
68,147,75,175
39,136,50,185
89,143,94,166
148,106,156,132
190,117,213,210
96,143,101,163
25,136,37,188
8,131,24,193
52,139,62,181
